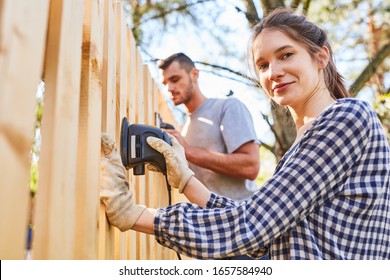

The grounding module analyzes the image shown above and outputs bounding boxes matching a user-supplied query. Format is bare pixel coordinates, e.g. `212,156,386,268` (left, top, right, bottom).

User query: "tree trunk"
242,0,260,27
349,43,390,97
270,102,296,161
261,0,285,15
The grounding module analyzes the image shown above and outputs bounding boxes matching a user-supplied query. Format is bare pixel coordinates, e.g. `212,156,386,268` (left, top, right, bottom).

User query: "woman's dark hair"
250,8,350,99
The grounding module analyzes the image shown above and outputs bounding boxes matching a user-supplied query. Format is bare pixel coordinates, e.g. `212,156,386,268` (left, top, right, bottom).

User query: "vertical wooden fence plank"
127,31,137,125
135,51,148,259
151,84,162,260
100,0,117,260
101,0,116,137
115,2,127,136
135,53,145,124
33,0,84,259
0,0,50,259
144,66,153,125
126,27,138,260
149,80,162,259
142,65,152,259
74,0,105,259
114,1,128,260
100,0,118,261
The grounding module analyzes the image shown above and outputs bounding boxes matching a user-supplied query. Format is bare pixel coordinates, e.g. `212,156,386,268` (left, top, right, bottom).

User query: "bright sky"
142,1,275,144
138,0,387,146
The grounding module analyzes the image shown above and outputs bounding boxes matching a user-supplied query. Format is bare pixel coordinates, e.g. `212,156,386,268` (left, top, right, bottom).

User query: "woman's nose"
268,63,284,81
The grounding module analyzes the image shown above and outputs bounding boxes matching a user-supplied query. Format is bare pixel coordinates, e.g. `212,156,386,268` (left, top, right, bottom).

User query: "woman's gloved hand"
146,134,194,193
100,133,146,231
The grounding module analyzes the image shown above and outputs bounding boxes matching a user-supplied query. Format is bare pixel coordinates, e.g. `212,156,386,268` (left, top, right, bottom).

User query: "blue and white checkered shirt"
154,98,390,259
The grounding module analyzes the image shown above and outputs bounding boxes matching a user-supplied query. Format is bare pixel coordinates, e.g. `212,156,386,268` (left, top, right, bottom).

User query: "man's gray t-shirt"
181,98,260,201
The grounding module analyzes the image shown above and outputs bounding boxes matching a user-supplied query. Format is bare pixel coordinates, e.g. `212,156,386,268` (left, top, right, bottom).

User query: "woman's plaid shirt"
154,98,390,259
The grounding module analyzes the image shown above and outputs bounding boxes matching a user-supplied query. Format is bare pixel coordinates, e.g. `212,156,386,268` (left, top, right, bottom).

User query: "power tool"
119,116,182,260
120,117,171,176
155,112,175,129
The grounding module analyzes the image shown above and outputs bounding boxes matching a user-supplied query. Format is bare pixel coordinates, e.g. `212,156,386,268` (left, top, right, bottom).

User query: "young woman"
100,8,390,259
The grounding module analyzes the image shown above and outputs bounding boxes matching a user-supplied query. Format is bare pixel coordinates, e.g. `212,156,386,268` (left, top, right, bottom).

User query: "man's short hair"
158,53,195,73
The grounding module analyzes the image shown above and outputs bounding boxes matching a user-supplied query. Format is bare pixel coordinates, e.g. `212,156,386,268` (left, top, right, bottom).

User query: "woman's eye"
257,63,268,71
282,52,293,59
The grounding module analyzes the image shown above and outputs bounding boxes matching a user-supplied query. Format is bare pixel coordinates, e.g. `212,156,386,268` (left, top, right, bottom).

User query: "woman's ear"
317,46,330,70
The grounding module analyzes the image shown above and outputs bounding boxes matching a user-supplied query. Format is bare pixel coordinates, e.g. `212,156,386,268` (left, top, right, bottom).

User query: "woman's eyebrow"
255,45,295,64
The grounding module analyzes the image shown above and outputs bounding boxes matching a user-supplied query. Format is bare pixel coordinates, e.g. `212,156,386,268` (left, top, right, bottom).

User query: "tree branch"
241,0,260,27
291,0,301,8
193,61,260,86
139,0,214,24
349,42,390,96
199,69,258,87
303,0,311,14
259,111,279,154
147,56,260,87
261,0,285,16
259,140,275,154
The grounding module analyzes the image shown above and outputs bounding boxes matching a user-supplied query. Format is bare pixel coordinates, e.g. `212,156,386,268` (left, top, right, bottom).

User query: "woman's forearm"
182,176,212,208
132,208,156,235
131,177,211,235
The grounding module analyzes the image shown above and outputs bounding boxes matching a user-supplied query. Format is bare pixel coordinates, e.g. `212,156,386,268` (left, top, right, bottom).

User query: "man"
158,53,260,202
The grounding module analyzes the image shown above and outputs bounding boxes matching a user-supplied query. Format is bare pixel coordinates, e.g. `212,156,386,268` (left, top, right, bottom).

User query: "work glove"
100,133,146,231
146,134,194,193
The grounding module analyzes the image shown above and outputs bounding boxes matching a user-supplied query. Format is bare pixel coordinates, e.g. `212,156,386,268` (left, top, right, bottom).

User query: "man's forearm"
186,145,260,180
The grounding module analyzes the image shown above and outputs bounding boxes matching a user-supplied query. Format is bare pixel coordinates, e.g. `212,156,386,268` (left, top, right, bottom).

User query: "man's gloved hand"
100,133,146,231
146,134,194,193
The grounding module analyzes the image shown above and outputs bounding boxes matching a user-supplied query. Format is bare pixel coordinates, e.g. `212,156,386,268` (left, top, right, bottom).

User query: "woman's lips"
273,82,293,94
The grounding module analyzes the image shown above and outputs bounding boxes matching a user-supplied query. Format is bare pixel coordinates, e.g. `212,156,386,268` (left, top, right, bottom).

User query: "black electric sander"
120,117,171,175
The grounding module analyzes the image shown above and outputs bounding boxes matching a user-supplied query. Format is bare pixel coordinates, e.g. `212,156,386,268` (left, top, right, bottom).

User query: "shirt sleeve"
220,98,260,153
154,100,371,259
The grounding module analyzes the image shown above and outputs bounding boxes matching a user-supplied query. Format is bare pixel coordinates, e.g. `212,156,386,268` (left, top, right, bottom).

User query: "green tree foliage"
122,0,389,157
374,93,390,142
30,83,44,194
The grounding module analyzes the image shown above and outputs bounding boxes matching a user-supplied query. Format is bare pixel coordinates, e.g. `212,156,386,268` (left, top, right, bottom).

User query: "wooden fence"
0,0,184,259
